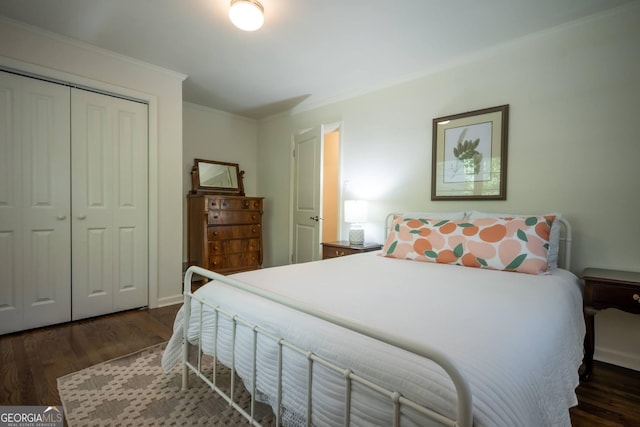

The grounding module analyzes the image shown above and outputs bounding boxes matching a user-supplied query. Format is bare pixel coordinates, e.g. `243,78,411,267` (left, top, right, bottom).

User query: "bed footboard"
181,265,473,427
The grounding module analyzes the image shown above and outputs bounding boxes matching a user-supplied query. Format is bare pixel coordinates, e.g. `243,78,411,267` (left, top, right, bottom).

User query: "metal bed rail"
182,265,473,427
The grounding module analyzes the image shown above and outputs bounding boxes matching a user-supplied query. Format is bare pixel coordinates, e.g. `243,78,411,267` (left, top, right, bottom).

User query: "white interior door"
292,127,322,263
0,71,71,334
71,88,148,320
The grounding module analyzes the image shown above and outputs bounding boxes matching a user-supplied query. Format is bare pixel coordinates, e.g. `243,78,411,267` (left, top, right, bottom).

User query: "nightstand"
322,241,382,260
581,268,640,381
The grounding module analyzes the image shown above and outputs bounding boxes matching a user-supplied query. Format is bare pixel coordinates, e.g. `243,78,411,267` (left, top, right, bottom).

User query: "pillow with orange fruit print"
381,215,556,274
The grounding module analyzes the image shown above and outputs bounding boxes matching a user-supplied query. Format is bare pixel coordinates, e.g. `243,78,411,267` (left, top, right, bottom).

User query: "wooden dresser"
187,194,264,274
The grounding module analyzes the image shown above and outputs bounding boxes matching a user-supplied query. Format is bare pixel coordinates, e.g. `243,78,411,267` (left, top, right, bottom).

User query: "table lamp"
344,200,368,245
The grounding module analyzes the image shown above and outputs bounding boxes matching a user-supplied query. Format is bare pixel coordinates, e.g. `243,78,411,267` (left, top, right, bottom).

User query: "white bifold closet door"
0,71,148,334
0,71,72,334
71,88,148,320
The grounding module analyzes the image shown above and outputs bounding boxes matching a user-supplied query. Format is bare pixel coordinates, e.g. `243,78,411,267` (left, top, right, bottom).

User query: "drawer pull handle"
634,294,640,302
336,250,345,257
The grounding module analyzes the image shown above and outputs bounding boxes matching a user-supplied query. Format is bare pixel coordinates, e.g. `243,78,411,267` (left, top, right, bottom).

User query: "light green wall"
183,103,259,197
182,103,258,262
256,4,640,369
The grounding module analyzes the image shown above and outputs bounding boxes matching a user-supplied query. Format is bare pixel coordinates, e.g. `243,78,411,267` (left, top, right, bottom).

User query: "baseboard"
595,346,640,372
157,294,184,307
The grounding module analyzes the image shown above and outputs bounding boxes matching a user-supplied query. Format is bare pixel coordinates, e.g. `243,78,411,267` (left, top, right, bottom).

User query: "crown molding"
0,16,187,82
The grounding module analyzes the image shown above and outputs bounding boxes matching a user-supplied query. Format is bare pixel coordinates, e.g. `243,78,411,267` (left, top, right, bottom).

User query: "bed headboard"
384,213,573,271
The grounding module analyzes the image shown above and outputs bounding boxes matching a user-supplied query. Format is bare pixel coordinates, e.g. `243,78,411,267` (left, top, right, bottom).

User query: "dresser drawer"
208,198,262,211
208,224,262,240
592,282,640,314
209,238,261,255
321,241,383,260
209,252,261,271
323,246,361,259
208,210,261,225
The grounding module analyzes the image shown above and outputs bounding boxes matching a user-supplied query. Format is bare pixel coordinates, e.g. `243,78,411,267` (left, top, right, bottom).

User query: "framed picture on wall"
431,104,509,200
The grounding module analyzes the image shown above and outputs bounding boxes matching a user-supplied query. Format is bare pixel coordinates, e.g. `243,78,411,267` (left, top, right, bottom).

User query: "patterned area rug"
57,342,275,426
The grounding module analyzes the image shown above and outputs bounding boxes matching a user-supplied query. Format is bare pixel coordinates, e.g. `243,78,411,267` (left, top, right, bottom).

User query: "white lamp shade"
344,200,368,223
229,0,264,31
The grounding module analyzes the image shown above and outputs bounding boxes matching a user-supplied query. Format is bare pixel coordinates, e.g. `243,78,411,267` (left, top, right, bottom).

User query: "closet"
0,70,149,334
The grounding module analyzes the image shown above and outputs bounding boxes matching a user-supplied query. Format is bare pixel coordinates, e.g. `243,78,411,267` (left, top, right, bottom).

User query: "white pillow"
466,210,561,269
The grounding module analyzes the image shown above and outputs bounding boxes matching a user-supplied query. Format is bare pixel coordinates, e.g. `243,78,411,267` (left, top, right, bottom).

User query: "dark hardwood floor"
0,304,180,407
1,304,640,426
572,362,640,427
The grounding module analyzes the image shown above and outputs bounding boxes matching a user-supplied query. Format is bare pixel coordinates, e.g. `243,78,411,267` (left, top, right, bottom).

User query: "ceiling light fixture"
229,0,264,32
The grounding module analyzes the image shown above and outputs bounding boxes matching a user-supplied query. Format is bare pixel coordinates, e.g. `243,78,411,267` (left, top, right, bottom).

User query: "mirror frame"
191,158,245,196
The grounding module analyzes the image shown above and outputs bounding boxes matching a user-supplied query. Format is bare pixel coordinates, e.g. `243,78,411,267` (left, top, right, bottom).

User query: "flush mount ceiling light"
229,0,264,31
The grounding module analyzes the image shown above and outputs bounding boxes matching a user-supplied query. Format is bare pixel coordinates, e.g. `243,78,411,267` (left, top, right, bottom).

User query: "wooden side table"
581,268,640,381
322,241,382,260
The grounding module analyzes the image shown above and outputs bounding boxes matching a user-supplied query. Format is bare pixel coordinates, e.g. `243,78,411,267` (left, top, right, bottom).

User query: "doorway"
290,123,341,263
322,129,340,243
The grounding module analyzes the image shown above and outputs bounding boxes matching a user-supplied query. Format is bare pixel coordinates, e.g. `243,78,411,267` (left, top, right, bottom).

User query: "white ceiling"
0,0,634,119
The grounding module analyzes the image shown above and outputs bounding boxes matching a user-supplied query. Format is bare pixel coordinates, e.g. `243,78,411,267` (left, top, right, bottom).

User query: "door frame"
288,121,342,263
0,57,160,308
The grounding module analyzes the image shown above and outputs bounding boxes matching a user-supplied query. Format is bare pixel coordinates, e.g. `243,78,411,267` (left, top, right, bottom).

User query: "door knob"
309,215,323,222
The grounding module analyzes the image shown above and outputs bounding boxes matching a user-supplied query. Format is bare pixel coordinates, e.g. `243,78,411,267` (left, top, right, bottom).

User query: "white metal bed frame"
180,214,572,427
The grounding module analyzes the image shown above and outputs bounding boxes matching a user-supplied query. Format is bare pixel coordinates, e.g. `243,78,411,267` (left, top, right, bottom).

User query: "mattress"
162,252,585,426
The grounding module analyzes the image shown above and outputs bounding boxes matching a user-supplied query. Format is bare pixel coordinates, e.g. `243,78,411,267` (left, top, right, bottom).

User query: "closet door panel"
112,100,148,311
71,89,148,320
71,93,112,318
22,78,71,329
0,75,22,332
0,71,71,334
72,90,113,318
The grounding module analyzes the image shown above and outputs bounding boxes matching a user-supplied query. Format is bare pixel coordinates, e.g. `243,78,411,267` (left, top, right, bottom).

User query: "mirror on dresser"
191,158,245,196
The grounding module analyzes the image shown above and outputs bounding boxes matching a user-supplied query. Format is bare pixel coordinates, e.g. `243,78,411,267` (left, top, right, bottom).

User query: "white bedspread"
162,252,585,427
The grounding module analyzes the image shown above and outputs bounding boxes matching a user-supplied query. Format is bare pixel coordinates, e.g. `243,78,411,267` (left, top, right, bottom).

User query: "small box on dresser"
187,194,264,275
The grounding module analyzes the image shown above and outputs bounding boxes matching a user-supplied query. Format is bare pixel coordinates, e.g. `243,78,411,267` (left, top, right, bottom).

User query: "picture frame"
431,104,509,200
